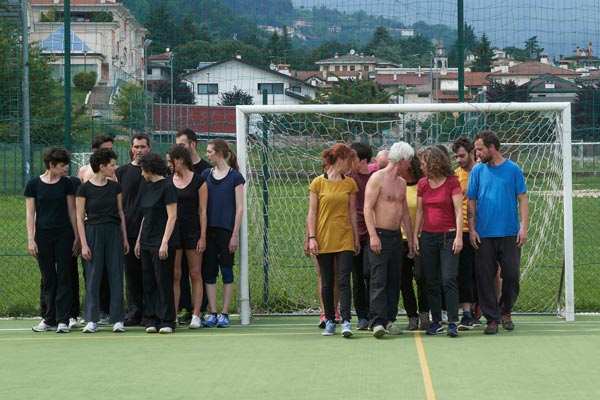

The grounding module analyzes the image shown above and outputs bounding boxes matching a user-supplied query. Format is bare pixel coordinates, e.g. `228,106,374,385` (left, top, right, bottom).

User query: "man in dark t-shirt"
115,133,151,326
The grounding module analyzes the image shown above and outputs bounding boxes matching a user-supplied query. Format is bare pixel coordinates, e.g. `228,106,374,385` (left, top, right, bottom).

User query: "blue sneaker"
426,322,444,335
341,321,353,338
216,314,230,328
322,320,336,336
203,313,217,327
447,323,459,337
356,318,369,330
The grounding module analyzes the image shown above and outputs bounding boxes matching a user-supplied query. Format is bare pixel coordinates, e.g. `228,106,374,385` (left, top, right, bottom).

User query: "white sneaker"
32,320,52,332
159,327,173,334
373,324,386,339
112,322,125,333
146,326,158,334
441,310,448,324
189,315,202,329
68,318,79,329
82,322,98,333
56,323,69,333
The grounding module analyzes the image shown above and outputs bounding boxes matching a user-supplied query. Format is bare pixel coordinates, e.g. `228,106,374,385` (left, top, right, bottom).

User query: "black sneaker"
502,314,514,331
426,322,443,335
179,311,192,324
458,315,473,331
484,321,498,334
471,315,483,327
124,319,140,327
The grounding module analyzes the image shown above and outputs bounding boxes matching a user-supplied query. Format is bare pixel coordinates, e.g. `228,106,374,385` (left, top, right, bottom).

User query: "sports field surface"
1,315,598,399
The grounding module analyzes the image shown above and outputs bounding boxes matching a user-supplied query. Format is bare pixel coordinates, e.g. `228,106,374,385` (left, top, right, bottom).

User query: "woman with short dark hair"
26,146,79,333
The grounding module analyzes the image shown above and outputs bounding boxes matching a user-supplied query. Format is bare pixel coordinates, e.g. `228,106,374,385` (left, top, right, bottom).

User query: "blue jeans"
420,231,459,324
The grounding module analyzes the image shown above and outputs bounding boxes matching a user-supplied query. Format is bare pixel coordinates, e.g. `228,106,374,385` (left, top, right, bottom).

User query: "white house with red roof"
487,60,580,85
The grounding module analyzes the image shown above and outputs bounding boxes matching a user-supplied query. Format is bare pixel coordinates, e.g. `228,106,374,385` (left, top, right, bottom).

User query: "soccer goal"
235,102,574,325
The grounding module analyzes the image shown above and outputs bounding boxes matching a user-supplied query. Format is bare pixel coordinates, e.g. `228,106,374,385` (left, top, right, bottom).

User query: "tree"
471,33,494,72
524,36,544,60
114,82,145,131
218,87,254,106
150,78,194,105
448,24,479,67
367,26,394,48
486,80,529,103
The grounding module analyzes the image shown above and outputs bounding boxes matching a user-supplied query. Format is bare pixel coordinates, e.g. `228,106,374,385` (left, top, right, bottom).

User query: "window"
289,86,302,93
146,68,152,75
470,87,479,95
418,93,429,98
350,65,355,71
258,83,283,94
198,83,218,94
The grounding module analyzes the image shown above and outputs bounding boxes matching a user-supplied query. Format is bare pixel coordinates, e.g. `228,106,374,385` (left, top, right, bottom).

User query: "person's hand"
123,240,130,255
81,245,92,261
72,236,81,257
369,235,381,255
196,237,206,253
413,235,420,256
228,235,239,254
354,236,361,256
407,241,415,259
303,237,310,257
159,243,169,260
134,241,141,259
517,227,528,248
308,237,319,256
453,236,463,254
469,230,481,250
28,239,38,259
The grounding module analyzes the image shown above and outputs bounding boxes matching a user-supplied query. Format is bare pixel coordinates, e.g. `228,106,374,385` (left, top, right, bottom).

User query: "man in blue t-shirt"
466,131,529,335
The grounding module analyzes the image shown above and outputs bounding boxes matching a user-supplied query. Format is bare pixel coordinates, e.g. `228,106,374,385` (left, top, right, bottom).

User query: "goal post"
236,102,574,325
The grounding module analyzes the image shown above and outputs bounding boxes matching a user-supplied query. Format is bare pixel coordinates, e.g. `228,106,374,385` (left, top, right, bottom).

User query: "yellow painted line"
414,331,436,400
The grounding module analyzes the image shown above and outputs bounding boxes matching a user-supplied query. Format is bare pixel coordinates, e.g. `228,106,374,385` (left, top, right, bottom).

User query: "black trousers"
179,252,193,312
124,237,144,322
458,232,476,304
317,250,353,323
475,237,521,323
400,240,428,318
352,239,369,320
35,228,74,325
140,245,176,329
368,229,403,327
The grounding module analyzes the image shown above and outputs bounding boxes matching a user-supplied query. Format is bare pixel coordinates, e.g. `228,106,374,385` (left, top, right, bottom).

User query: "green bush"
73,71,97,91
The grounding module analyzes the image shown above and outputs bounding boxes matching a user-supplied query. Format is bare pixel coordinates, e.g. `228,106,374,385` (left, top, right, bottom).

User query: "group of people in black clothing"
26,129,244,334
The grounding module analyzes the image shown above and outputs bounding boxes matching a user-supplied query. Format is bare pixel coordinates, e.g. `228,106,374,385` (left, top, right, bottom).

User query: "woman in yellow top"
307,143,359,337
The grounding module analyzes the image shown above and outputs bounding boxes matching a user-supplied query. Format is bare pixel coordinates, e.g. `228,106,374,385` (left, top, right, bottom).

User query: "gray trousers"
82,223,125,323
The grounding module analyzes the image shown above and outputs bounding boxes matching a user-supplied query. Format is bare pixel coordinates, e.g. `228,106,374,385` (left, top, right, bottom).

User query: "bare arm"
117,193,129,255
197,182,208,253
363,175,381,254
67,195,80,256
399,196,414,257
467,198,480,249
228,183,244,253
452,193,464,254
307,191,319,255
135,218,144,259
25,198,38,259
413,196,423,255
76,196,90,260
517,192,529,248
159,203,177,260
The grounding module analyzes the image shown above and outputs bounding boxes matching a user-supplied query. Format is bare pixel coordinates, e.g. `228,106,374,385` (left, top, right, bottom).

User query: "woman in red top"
413,147,463,337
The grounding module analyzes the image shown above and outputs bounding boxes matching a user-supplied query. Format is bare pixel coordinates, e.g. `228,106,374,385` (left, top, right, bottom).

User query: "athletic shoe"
419,312,430,330
372,324,386,339
124,319,140,327
446,323,459,337
335,312,342,324
98,312,110,325
80,318,87,325
473,306,483,327
32,320,52,332
83,322,98,333
145,326,158,334
56,323,69,333
356,318,369,331
216,314,230,328
68,318,79,330
502,314,515,331
458,315,474,331
426,322,444,335
341,321,353,338
407,317,419,331
386,322,403,335
322,320,336,336
159,327,173,334
318,314,327,329
441,310,448,324
484,321,498,335
189,315,202,329
471,315,483,327
112,322,125,333
203,313,217,328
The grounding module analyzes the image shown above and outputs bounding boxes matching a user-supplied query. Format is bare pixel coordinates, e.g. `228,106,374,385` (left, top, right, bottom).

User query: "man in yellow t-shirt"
452,137,478,330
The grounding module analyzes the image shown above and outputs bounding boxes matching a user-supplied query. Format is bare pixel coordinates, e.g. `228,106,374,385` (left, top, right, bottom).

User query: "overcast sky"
292,0,600,58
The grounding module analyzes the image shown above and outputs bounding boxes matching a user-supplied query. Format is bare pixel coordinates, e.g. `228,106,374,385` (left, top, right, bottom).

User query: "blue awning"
40,25,92,53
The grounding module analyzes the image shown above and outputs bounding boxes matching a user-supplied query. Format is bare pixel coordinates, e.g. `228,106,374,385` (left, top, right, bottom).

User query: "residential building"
315,50,398,82
488,60,580,85
519,74,580,103
28,0,146,86
182,56,316,106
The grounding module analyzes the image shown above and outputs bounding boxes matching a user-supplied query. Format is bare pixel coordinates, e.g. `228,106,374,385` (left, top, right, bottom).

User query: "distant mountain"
292,0,600,58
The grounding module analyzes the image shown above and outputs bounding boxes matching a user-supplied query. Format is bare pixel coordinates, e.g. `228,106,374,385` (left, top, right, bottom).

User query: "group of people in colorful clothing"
26,129,244,334
306,130,528,338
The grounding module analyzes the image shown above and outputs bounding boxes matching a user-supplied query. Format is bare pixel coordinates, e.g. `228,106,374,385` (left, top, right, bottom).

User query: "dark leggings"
317,251,353,322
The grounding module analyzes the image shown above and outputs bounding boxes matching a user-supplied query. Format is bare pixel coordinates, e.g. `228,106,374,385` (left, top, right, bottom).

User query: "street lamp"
166,47,175,132
83,50,88,72
143,39,152,95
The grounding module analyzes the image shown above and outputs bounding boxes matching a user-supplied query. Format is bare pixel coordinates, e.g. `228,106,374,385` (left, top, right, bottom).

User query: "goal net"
235,103,574,324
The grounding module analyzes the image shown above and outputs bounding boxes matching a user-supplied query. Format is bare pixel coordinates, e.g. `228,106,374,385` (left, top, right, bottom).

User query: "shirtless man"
78,135,115,183
364,142,415,338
